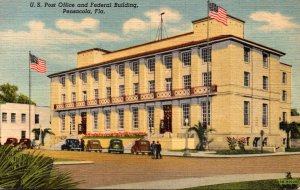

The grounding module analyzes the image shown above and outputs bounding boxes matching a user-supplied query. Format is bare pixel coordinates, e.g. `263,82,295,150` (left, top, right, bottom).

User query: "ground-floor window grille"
201,101,211,125
93,112,98,130
147,106,154,131
181,103,190,127
61,114,65,131
105,110,111,130
132,107,139,129
118,109,124,130
70,113,75,131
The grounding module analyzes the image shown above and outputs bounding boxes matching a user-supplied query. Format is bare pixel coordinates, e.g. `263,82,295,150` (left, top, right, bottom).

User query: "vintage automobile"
86,140,102,152
108,139,124,154
131,139,151,155
4,138,18,147
61,138,81,151
18,138,32,149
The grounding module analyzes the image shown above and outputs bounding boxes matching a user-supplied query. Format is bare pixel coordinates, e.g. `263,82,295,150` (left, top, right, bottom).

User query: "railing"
54,85,217,110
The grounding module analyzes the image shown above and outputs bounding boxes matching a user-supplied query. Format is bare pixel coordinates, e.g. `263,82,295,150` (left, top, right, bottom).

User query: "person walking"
150,141,156,159
156,141,162,159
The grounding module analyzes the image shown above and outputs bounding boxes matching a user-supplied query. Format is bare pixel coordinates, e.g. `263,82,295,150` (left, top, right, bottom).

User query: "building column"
86,110,92,133
110,106,117,132
111,65,118,97
190,98,200,127
172,51,182,89
99,68,106,99
75,110,81,136
138,104,147,133
65,74,71,103
172,100,181,135
155,55,164,92
154,102,163,135
124,105,132,131
75,72,82,102
139,58,147,94
98,108,104,133
191,47,201,87
87,70,93,100
124,61,133,96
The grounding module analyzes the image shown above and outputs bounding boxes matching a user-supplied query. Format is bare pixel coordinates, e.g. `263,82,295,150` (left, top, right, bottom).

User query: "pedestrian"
150,141,156,157
156,141,162,159
80,138,85,151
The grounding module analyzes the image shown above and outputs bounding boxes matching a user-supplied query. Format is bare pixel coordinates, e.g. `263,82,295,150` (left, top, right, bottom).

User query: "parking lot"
32,150,300,189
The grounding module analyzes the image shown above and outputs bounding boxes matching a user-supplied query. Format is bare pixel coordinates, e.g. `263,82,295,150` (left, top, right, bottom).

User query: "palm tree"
0,146,79,188
188,121,215,151
280,121,300,149
32,128,55,146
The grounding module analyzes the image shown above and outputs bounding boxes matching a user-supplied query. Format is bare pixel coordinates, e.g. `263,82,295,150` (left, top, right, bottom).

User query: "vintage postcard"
0,0,300,189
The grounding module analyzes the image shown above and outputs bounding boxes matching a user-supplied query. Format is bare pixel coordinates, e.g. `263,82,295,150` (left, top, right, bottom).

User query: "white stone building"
0,103,50,144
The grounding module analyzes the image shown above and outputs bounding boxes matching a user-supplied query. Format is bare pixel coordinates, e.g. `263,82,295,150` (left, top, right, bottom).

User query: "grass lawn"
285,148,300,152
216,149,272,155
184,178,300,190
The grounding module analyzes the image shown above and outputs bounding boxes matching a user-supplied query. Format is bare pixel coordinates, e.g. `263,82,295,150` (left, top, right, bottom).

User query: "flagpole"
206,0,210,150
29,51,31,140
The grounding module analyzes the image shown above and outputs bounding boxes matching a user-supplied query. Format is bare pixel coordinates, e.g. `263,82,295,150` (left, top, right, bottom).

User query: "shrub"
238,137,246,151
226,137,238,150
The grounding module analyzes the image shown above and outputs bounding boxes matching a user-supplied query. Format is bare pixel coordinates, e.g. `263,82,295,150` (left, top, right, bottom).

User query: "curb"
54,161,94,165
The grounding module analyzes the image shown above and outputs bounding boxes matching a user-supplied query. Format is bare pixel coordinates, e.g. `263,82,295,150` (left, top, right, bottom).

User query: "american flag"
209,2,227,25
30,53,46,74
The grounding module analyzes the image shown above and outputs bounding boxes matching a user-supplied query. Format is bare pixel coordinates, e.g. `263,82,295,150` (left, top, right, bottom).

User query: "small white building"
0,103,50,144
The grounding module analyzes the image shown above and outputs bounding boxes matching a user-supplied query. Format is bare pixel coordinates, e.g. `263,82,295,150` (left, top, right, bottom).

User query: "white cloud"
0,19,121,49
250,11,300,31
123,7,183,34
56,17,100,32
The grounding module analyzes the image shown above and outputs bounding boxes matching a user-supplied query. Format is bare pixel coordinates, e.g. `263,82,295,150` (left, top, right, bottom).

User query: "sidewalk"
94,173,300,189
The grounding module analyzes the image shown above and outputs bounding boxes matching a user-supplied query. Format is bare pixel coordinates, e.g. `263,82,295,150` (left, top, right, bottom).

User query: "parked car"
18,138,32,149
4,138,18,147
86,140,102,152
131,139,151,155
108,139,124,154
61,138,81,151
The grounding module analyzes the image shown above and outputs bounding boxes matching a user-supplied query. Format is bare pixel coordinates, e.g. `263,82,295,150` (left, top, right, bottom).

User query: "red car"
4,138,18,147
18,138,32,149
131,139,151,155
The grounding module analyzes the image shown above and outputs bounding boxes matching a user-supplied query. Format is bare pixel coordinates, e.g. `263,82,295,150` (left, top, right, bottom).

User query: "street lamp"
260,130,264,153
183,118,191,157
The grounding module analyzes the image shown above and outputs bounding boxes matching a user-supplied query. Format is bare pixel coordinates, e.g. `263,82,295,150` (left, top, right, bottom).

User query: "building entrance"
79,112,87,135
160,105,172,133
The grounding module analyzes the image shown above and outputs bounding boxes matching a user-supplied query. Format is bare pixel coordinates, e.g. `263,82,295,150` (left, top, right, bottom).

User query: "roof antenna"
155,12,168,40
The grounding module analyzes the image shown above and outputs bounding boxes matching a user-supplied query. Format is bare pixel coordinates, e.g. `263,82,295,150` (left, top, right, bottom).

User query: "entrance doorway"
79,112,87,135
161,105,172,133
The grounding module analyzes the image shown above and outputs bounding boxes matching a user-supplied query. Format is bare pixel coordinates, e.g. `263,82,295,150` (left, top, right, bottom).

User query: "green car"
108,139,124,154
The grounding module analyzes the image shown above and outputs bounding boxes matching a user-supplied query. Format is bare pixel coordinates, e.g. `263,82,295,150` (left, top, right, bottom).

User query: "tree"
188,121,215,151
280,121,300,149
32,128,55,146
0,146,79,188
291,109,300,116
0,83,35,105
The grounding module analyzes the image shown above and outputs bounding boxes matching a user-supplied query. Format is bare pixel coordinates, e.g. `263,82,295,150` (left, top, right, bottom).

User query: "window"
70,113,75,130
133,83,139,95
262,104,268,127
282,112,287,122
283,138,286,145
35,114,39,124
282,72,287,84
244,72,250,87
244,101,250,125
82,91,87,101
181,51,191,66
165,78,172,91
147,57,155,72
104,110,111,130
132,107,139,129
244,47,250,63
21,131,26,139
92,69,99,81
147,106,154,131
94,89,99,99
119,85,125,96
263,76,268,90
71,92,76,102
183,75,191,89
202,72,211,86
61,94,66,104
282,90,287,101
164,54,172,69
202,101,211,125
118,109,124,130
2,113,7,122
202,47,212,62
132,61,139,74
71,74,76,85
11,113,16,123
81,72,87,83
118,64,124,77
93,111,98,130
182,103,190,127
106,87,111,98
21,113,26,123
263,52,269,68
148,80,155,93
61,114,65,131
105,67,111,79
60,76,65,87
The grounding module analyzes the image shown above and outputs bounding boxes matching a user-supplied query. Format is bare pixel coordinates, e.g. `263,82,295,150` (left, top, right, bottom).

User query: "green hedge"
216,149,272,155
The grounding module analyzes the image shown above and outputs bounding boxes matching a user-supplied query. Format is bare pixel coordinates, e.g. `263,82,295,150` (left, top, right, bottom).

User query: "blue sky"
0,0,299,111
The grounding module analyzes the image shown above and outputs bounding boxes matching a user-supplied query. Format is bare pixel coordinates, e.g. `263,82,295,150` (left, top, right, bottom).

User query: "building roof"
48,34,286,78
192,15,245,24
77,48,111,54
280,62,292,67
